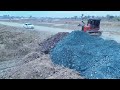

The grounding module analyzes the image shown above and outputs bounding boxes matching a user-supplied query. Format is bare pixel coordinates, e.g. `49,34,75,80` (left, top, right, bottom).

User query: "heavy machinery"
81,18,102,36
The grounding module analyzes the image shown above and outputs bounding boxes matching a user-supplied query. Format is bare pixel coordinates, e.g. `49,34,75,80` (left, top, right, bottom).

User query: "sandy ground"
0,24,83,79
0,20,82,30
0,21,74,33
100,23,120,43
0,20,120,43
101,32,120,43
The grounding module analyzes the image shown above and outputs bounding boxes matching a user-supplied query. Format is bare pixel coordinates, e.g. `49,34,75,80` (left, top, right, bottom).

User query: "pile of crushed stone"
50,30,120,79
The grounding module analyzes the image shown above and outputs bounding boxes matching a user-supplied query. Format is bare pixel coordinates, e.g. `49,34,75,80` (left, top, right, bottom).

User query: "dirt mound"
0,24,52,62
38,32,69,54
0,25,82,79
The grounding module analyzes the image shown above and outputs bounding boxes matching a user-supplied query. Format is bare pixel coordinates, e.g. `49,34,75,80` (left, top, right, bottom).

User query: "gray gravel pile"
38,32,69,54
50,30,120,79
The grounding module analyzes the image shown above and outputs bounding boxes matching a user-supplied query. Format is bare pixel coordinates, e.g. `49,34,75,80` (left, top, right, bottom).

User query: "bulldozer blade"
88,32,102,36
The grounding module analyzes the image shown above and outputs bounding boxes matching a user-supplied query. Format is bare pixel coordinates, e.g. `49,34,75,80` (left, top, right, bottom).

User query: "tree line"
63,14,120,21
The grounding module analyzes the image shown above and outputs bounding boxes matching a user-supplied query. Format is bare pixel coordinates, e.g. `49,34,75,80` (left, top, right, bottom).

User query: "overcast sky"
0,11,120,17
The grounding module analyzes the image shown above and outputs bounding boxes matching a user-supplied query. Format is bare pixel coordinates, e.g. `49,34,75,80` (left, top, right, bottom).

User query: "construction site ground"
0,19,120,79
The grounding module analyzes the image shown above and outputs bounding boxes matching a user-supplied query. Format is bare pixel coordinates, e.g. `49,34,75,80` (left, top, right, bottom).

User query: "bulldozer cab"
82,18,102,36
87,19,101,29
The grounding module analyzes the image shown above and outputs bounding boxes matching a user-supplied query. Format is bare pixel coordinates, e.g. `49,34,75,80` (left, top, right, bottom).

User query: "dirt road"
0,21,120,43
0,21,73,34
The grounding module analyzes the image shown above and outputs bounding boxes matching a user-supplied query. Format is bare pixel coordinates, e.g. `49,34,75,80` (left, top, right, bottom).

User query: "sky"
0,11,120,18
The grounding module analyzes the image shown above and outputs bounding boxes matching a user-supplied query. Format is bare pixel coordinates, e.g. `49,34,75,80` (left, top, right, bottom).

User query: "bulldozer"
80,18,102,36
